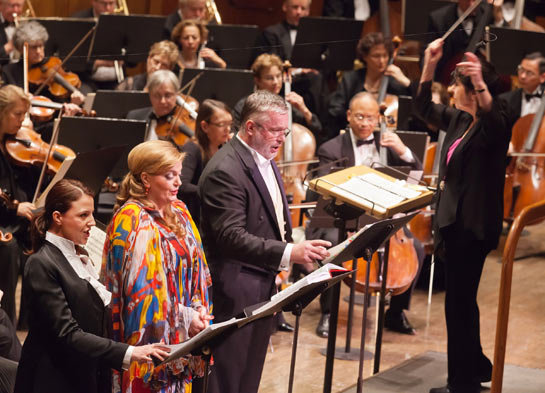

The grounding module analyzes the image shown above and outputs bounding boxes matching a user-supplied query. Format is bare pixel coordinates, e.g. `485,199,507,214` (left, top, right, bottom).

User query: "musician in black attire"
415,39,509,393
499,52,545,130
326,32,413,140
71,0,115,18
0,85,38,324
0,0,23,66
322,0,378,20
164,0,208,39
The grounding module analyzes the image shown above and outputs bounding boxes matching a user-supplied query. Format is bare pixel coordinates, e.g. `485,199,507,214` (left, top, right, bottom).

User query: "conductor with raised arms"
199,90,331,393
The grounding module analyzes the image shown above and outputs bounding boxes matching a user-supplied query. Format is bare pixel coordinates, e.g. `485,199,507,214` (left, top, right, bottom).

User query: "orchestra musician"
198,90,331,393
164,0,208,39
179,98,232,226
103,140,212,393
326,32,413,140
0,0,24,66
233,53,322,139
0,85,38,325
0,21,85,108
126,70,182,141
71,0,124,91
499,52,545,129
307,91,423,337
116,40,179,91
415,39,509,393
14,178,170,393
171,19,226,69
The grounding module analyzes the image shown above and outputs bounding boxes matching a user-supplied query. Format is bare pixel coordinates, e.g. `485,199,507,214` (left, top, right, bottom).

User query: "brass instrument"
205,0,222,25
114,0,129,15
113,0,129,84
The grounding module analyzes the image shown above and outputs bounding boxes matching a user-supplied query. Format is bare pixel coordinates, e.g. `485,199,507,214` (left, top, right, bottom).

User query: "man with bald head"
164,0,208,38
307,92,423,337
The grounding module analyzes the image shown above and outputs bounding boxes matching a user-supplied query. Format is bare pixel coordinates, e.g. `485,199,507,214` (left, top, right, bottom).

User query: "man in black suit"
308,91,424,337
0,0,23,66
164,0,207,39
499,52,545,129
71,0,115,18
322,0,378,20
199,90,331,393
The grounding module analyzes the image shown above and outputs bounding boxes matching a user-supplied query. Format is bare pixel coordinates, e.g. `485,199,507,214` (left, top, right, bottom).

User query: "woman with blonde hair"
103,140,212,393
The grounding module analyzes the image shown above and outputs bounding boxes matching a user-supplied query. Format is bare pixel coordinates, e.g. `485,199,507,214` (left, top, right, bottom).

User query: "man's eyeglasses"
352,113,377,123
517,65,536,78
253,121,291,137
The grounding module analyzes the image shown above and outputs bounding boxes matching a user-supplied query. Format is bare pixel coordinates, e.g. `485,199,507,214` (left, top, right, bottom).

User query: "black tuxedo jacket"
499,88,523,130
0,26,10,66
164,11,181,39
126,106,153,122
322,0,379,18
71,8,95,18
14,241,128,393
254,21,293,61
414,81,510,249
199,136,292,276
179,140,204,226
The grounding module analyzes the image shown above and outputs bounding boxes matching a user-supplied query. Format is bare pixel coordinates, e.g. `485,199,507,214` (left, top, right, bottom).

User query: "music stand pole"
356,247,374,393
345,257,358,353
373,239,391,374
287,301,303,393
200,347,211,393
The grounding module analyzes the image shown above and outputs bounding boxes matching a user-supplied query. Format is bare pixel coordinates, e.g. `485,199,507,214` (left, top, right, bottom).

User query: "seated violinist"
171,20,226,70
116,40,179,91
326,32,413,140
0,85,38,325
233,53,322,138
0,21,85,110
127,70,193,143
307,92,424,337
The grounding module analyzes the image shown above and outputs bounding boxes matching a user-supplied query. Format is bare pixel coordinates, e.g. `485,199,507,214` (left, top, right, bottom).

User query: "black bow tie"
524,92,541,102
356,138,374,147
285,22,298,31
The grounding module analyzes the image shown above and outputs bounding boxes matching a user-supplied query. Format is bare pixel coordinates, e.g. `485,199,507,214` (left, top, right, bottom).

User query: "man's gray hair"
240,90,288,131
145,70,180,93
13,21,48,51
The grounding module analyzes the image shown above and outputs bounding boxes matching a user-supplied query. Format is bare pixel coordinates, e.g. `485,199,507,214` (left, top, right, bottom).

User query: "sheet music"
85,226,107,276
331,172,421,211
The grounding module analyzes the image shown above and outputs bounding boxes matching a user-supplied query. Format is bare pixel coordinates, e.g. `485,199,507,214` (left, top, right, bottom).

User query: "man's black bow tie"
356,139,374,147
285,23,298,31
524,92,542,102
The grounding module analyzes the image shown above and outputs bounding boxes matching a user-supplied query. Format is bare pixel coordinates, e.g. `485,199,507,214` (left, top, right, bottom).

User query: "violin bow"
32,109,64,204
34,25,96,96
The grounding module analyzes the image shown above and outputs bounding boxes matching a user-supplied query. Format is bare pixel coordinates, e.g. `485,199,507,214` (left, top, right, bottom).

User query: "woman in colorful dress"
103,140,212,393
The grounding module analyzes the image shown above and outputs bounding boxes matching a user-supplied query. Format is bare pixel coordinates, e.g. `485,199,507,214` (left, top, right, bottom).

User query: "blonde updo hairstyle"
115,140,186,236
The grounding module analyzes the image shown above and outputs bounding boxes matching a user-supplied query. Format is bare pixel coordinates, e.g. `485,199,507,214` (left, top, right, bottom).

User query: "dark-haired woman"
327,31,413,138
179,99,232,225
415,39,509,393
14,179,169,393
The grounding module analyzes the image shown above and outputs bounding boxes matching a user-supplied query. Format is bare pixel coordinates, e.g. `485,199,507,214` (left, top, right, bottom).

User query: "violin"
29,96,95,123
5,126,76,174
155,95,199,148
28,57,82,101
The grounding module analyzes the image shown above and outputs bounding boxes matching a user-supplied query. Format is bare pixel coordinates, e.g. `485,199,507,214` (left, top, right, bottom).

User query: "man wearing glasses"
199,90,331,393
499,52,545,129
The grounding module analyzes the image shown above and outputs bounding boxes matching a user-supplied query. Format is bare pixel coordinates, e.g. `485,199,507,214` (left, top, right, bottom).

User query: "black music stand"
488,27,545,75
206,24,259,70
56,116,147,179
289,16,364,73
179,68,254,108
403,0,452,41
91,14,166,64
91,90,151,119
28,17,95,72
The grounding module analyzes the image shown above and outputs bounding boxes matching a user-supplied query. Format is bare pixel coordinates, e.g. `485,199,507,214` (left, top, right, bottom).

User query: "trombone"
205,0,222,25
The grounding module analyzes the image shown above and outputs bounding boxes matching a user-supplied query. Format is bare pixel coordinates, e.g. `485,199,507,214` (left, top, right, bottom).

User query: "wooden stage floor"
258,223,545,393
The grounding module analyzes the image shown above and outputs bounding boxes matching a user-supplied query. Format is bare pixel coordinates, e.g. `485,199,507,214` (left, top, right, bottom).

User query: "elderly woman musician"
117,40,180,92
14,179,169,393
0,85,38,325
327,31,413,138
415,39,509,393
171,19,226,69
103,140,212,393
1,21,85,107
179,98,232,226
233,53,321,138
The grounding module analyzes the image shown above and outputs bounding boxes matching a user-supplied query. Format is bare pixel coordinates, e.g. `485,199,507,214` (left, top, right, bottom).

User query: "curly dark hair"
356,32,393,63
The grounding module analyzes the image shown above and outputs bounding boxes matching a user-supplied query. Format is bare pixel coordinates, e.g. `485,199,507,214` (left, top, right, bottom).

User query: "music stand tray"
92,90,151,119
309,165,434,219
207,24,259,70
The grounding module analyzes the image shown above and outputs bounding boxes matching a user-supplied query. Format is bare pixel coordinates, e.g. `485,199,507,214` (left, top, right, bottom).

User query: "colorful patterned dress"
102,200,211,393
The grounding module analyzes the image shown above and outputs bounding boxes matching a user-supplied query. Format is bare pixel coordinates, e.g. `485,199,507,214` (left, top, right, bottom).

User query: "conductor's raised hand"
130,343,171,364
456,52,485,88
291,239,331,265
424,39,444,67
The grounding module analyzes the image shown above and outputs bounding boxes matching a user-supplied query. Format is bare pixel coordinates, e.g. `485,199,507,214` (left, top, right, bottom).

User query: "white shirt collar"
349,127,374,145
236,133,271,168
45,231,112,306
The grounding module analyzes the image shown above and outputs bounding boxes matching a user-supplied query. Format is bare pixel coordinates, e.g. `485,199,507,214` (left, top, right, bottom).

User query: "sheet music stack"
309,165,434,218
